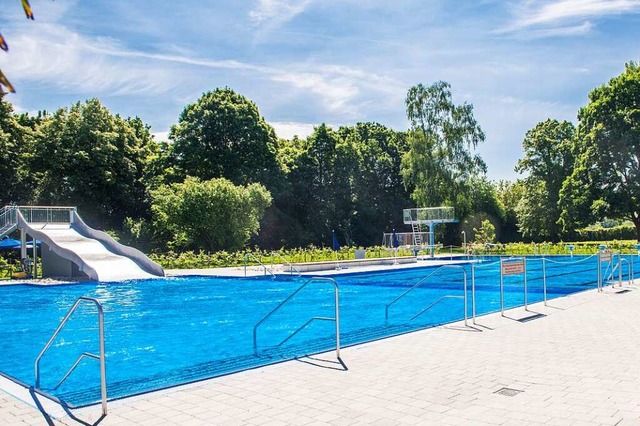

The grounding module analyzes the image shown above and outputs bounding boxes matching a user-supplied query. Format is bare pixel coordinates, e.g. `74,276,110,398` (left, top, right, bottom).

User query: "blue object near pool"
0,255,634,407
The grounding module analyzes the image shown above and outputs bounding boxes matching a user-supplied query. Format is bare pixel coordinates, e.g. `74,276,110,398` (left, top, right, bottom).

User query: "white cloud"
499,0,640,36
514,0,640,28
2,19,400,119
249,0,313,26
270,121,317,139
5,24,175,95
515,21,594,39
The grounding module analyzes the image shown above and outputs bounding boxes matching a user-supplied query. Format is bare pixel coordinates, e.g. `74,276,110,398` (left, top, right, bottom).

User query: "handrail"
617,257,632,287
52,352,100,390
16,206,76,224
34,296,107,416
0,206,17,233
253,277,340,358
271,252,301,276
244,253,275,278
385,265,469,326
410,295,463,320
545,253,597,264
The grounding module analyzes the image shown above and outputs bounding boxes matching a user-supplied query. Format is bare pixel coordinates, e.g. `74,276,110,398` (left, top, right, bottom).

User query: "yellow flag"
21,0,35,20
0,33,7,52
0,69,16,93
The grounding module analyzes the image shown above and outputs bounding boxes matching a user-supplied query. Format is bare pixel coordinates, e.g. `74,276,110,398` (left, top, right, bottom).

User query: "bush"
576,223,636,241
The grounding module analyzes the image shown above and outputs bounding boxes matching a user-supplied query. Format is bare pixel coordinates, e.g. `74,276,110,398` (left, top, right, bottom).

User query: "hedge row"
149,241,640,270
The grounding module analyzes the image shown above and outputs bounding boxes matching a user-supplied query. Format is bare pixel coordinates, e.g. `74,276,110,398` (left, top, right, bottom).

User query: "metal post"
462,231,466,260
20,228,26,260
463,270,468,326
471,264,476,324
523,257,528,311
429,225,435,258
98,303,107,416
500,259,504,316
244,255,248,278
542,257,547,306
618,252,622,287
32,236,37,278
597,254,601,292
334,284,340,358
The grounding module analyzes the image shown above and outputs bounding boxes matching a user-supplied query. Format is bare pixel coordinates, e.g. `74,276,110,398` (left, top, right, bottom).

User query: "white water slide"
0,206,164,282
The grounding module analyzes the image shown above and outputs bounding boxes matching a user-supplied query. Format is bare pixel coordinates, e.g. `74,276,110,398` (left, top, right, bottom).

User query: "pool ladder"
34,296,107,416
270,252,301,276
244,253,276,278
385,265,472,326
253,277,340,359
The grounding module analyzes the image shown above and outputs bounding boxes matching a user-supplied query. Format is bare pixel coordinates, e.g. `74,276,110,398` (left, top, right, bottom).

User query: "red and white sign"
501,260,525,276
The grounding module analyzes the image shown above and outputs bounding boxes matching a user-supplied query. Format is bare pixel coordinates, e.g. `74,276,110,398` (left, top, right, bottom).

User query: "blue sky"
1,0,639,180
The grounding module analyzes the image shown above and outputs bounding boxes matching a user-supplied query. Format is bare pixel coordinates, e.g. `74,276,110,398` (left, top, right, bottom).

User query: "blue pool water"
0,255,634,406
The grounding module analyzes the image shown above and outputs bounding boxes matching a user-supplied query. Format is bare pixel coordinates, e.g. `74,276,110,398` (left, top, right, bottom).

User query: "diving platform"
402,207,458,258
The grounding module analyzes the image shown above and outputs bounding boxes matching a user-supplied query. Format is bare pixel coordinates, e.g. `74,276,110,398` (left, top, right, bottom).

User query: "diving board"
403,207,458,258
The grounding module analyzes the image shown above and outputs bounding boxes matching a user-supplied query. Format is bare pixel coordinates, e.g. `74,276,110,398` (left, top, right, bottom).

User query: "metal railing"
385,265,470,326
253,277,340,358
616,256,632,287
17,206,76,224
0,206,18,237
403,207,456,223
271,252,301,276
34,297,107,416
244,253,276,278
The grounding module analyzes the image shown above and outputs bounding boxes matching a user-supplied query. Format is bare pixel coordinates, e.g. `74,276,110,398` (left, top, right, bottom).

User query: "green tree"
457,177,505,243
493,180,525,242
150,177,272,251
284,124,343,245
560,62,640,238
401,81,486,210
337,123,411,245
32,99,157,228
473,219,495,244
0,93,33,205
515,119,575,240
273,123,411,248
168,88,282,190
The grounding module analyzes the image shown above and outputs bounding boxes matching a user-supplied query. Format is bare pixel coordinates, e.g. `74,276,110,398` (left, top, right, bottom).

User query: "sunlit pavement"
1,278,639,425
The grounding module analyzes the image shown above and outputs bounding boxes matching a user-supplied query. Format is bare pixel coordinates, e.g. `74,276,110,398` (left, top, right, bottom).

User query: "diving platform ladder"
411,222,422,246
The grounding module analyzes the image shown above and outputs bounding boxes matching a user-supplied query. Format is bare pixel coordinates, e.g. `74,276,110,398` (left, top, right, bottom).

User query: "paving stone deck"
1,278,639,425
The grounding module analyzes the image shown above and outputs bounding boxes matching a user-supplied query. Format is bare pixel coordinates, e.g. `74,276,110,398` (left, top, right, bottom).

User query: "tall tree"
338,123,411,245
168,88,282,190
515,119,575,240
560,62,640,238
493,180,525,242
32,99,156,228
274,123,411,248
401,81,486,212
0,93,33,205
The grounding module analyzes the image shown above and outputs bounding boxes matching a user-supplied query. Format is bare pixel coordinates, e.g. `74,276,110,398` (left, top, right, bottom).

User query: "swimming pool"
0,255,634,407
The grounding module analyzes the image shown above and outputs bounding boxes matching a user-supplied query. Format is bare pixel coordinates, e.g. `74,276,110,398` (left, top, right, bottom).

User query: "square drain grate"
494,387,523,397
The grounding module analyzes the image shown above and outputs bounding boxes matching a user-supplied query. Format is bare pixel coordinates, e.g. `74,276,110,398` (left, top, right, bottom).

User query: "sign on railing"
599,251,612,262
501,260,525,275
499,258,528,315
